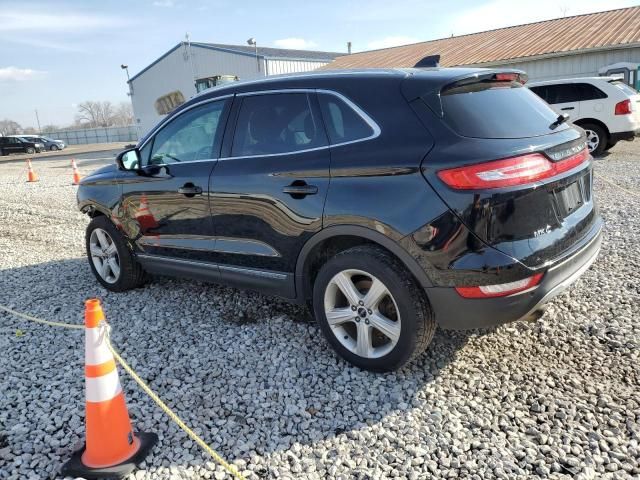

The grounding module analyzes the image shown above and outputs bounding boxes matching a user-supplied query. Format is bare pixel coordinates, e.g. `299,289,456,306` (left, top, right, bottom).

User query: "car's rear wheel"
26,147,35,154
582,123,607,156
50,144,59,151
604,141,617,152
313,245,435,371
86,215,146,292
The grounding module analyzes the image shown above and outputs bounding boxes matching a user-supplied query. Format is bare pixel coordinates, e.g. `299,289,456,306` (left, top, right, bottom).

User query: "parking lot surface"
0,144,638,479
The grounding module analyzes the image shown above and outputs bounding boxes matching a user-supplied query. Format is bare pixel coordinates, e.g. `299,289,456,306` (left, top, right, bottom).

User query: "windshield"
440,80,569,139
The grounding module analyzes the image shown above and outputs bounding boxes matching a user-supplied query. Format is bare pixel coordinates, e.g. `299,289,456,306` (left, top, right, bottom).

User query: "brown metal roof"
324,6,640,69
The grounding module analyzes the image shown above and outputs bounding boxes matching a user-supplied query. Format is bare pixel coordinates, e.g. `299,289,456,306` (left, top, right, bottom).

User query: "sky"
1,0,637,128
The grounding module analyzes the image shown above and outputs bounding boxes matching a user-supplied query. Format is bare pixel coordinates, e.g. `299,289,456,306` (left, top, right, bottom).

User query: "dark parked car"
77,68,602,371
17,135,66,151
0,136,44,155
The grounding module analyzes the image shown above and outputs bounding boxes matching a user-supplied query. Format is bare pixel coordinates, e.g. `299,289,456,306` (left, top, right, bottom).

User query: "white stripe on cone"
85,326,113,365
86,369,123,403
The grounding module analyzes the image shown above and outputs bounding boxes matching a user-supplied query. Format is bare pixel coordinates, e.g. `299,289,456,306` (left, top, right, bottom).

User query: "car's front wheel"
313,245,435,372
86,215,146,292
50,144,59,151
26,147,35,154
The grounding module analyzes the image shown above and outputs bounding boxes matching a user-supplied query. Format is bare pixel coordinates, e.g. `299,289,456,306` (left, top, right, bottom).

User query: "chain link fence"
46,126,139,145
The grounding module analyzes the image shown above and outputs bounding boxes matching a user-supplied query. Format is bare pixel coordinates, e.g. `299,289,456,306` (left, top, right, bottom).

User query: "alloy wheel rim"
585,129,599,152
324,269,401,359
89,228,120,284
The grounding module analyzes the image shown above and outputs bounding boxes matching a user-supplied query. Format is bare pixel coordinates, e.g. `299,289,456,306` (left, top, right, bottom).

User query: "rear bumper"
428,224,602,330
610,128,640,143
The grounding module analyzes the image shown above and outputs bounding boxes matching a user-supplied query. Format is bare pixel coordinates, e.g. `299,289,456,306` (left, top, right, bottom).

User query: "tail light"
614,99,632,115
437,147,589,190
455,273,544,298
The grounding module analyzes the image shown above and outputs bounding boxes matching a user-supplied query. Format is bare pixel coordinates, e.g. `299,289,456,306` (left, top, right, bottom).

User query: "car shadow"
0,257,481,478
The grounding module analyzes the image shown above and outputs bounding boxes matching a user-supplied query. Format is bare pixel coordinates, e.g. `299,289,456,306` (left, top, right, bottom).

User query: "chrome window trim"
219,88,381,161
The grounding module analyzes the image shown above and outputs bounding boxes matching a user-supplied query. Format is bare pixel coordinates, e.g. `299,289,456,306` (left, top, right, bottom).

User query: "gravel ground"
0,144,638,480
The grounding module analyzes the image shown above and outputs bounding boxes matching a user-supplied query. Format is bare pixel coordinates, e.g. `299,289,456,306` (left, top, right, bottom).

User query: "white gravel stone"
0,144,639,479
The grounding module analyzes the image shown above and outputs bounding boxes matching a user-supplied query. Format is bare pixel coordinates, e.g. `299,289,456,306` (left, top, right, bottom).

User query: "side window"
232,93,325,156
545,84,582,104
148,100,226,165
577,83,607,101
529,86,548,102
317,93,374,144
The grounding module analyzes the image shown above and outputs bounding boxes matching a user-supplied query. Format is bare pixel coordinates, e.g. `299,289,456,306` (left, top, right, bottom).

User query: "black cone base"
61,431,158,479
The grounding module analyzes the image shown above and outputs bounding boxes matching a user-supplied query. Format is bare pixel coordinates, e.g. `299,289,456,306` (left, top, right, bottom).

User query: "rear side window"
441,81,567,139
232,93,326,157
532,83,606,104
317,94,374,144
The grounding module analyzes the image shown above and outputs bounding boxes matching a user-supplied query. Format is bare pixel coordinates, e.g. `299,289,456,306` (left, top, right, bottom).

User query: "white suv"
528,77,640,155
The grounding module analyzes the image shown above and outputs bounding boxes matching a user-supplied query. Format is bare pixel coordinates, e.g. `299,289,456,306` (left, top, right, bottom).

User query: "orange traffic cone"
26,159,38,182
71,158,82,185
135,194,159,231
62,299,157,479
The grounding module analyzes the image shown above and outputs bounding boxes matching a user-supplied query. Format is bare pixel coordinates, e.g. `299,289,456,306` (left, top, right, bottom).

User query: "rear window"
441,81,569,139
611,81,638,96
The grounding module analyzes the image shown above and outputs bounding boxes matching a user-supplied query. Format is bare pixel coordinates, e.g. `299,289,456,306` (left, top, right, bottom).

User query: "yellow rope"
0,304,246,480
0,305,83,329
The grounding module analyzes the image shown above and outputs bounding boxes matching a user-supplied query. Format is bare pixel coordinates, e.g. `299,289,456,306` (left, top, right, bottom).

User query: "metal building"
325,6,640,86
129,42,341,133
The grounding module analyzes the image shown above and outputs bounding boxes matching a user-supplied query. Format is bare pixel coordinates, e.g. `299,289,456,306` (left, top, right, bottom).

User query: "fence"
45,126,139,145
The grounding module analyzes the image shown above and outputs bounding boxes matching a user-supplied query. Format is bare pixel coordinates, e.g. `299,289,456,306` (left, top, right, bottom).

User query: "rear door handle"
282,182,318,197
561,107,575,111
178,183,203,197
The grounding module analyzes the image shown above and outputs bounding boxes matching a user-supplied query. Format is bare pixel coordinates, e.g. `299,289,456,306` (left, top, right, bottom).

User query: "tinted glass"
149,100,226,165
529,86,548,102
578,83,607,101
318,94,373,144
232,93,325,156
441,82,567,139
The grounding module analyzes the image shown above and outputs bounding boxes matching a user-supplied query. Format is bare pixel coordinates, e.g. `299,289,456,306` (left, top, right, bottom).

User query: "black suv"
77,68,602,371
0,136,44,155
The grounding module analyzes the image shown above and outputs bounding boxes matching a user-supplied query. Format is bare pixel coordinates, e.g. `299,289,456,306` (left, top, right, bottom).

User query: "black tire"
581,123,607,157
604,141,617,152
0,148,5,156
26,147,35,154
50,144,59,151
313,245,436,372
85,215,146,292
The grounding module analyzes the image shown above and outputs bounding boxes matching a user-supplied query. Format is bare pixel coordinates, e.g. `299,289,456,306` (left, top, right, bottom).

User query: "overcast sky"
1,0,637,128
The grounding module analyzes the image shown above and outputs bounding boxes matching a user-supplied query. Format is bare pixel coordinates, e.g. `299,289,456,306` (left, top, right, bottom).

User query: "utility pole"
247,38,260,74
34,109,41,133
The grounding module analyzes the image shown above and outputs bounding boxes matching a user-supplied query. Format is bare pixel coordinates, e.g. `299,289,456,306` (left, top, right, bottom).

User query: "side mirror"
116,148,141,171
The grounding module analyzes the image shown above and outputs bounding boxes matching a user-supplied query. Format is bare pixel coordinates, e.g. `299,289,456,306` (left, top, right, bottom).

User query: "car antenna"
414,55,440,68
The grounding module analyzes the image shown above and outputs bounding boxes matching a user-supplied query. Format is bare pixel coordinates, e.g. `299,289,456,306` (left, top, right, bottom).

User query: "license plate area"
553,180,584,218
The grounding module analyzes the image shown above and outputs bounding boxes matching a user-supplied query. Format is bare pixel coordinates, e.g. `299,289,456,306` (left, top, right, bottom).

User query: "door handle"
282,182,318,197
178,183,203,197
561,107,575,111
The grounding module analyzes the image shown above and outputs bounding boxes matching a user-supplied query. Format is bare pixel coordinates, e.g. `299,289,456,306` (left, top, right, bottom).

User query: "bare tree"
41,124,60,133
0,119,23,135
23,127,37,134
75,101,117,128
111,102,134,126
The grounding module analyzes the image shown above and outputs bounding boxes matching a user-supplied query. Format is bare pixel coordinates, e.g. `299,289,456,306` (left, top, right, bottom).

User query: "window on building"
318,94,374,144
148,100,226,165
231,93,326,156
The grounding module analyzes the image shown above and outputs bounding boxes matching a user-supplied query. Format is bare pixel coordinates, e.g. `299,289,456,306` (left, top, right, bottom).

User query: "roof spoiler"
414,55,440,68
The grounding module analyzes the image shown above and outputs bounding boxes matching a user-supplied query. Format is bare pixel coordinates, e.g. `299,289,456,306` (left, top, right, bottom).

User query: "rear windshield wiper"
549,113,569,130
